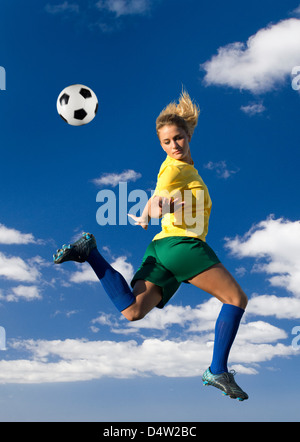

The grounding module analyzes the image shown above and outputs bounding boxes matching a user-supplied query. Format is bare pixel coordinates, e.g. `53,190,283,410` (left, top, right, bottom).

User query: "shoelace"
217,370,236,382
223,370,245,394
228,369,237,379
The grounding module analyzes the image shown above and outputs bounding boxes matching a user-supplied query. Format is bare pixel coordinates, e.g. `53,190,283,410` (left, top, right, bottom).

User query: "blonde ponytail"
156,90,200,138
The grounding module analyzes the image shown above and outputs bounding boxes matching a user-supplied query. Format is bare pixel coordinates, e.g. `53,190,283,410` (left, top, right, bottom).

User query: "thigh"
122,280,163,321
188,263,248,309
155,237,220,283
131,240,181,309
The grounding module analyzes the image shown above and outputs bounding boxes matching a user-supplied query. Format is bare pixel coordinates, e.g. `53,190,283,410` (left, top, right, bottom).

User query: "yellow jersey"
153,156,212,242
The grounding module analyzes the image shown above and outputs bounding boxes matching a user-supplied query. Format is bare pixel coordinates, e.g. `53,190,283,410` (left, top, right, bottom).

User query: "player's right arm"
128,195,184,230
128,163,184,230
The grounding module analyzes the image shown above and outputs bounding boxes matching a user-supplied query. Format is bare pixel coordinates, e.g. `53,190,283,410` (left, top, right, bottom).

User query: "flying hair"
156,89,200,139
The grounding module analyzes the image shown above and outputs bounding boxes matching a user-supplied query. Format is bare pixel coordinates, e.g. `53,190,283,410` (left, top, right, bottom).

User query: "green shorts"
131,236,220,309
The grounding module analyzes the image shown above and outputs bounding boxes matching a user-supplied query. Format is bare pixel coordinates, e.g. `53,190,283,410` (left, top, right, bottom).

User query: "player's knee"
122,307,145,322
124,312,145,322
242,291,248,309
221,287,248,310
231,289,248,310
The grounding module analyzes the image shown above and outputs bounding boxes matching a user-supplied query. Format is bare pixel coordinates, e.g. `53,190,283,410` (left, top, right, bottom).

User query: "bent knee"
239,291,248,310
228,289,248,310
121,308,145,322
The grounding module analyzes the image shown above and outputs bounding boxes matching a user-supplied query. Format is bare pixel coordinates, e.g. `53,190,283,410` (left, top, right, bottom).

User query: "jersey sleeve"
153,165,183,198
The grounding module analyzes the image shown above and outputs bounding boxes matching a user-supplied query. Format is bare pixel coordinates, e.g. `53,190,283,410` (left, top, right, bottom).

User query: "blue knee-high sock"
87,248,135,312
210,304,244,375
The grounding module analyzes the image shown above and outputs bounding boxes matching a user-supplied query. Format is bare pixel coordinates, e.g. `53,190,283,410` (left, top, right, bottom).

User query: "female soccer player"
53,91,248,401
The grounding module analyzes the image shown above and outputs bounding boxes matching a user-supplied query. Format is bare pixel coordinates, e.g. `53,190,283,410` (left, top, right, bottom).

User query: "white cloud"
46,0,156,33
235,266,247,277
240,102,266,116
201,18,300,93
69,256,134,284
229,342,294,365
96,0,151,17
69,264,99,284
235,321,287,344
0,223,36,245
97,297,296,338
0,285,42,302
45,1,79,14
225,216,300,297
1,322,294,384
111,256,135,283
247,295,300,319
92,169,142,187
0,293,295,383
0,252,40,282
204,161,239,179
292,4,300,17
91,312,117,327
119,298,220,333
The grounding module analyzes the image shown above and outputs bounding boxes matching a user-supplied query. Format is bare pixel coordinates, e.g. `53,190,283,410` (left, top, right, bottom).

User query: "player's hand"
161,197,185,214
152,196,185,218
127,196,185,229
127,213,149,230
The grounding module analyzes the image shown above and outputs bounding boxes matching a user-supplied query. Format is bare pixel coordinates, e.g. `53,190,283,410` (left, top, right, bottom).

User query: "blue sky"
0,0,300,422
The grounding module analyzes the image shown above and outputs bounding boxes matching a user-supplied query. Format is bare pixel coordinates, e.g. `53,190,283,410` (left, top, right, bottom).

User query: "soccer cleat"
53,232,97,264
202,367,249,401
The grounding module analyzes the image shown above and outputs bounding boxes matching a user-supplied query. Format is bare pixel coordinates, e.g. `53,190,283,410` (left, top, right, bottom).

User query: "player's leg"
188,263,247,374
88,246,163,320
188,263,248,400
53,232,136,311
89,249,163,320
53,232,162,319
121,280,163,321
188,263,248,309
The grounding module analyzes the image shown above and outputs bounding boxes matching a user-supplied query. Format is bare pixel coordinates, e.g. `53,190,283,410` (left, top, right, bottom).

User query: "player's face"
158,125,192,163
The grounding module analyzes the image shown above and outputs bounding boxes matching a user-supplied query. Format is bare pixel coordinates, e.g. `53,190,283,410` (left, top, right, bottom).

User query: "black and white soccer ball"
56,84,98,126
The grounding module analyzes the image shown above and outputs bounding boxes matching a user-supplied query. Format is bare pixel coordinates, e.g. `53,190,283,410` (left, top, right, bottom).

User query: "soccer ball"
56,84,98,126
